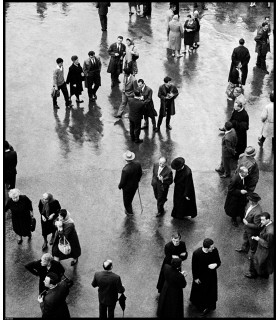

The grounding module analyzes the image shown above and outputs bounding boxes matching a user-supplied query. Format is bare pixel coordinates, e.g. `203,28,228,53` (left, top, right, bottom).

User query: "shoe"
215,168,224,173
141,125,148,130
17,239,23,244
166,125,172,130
201,308,211,316
156,212,162,217
42,242,48,250
220,174,230,178
76,100,84,103
53,105,60,109
89,97,95,101
114,115,122,118
71,259,78,266
244,272,257,278
154,128,159,132
135,139,143,144
232,221,238,227
219,127,225,131
235,248,247,253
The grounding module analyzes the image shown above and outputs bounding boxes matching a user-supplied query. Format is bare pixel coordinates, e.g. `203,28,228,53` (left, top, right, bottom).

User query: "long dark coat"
254,28,269,55
228,45,250,85
224,173,247,218
66,63,84,96
83,57,102,88
253,222,274,276
230,108,249,158
171,165,197,219
190,247,221,310
236,154,259,192
107,42,126,74
157,241,187,293
140,85,157,118
52,220,81,260
184,19,197,45
5,195,32,236
158,84,179,117
5,149,17,187
157,264,187,318
38,199,61,237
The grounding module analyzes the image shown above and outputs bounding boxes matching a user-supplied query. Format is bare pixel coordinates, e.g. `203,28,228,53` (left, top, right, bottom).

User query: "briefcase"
30,217,36,232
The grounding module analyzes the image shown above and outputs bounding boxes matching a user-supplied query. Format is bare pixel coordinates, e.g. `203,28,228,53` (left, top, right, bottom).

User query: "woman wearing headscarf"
193,10,200,48
52,209,81,266
39,193,61,250
123,38,139,76
5,188,33,244
168,15,184,58
66,55,84,103
183,14,197,53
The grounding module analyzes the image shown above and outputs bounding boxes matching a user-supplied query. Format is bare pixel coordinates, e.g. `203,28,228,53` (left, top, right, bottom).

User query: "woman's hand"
42,216,46,222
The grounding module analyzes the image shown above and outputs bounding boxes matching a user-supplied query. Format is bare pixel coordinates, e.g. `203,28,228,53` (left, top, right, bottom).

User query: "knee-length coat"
261,102,274,138
184,19,197,46
168,19,183,51
158,84,179,117
66,63,84,96
38,199,61,237
230,108,249,157
107,42,126,74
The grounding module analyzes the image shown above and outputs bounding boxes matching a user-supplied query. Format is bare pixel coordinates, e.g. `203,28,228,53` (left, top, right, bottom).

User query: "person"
128,90,145,143
190,238,221,316
92,259,125,318
170,2,179,16
224,166,248,227
25,253,65,294
244,212,274,279
115,67,138,118
259,16,271,35
4,140,17,189
157,76,179,131
228,38,251,86
215,121,238,178
141,2,152,17
38,272,71,319
258,91,274,150
166,4,176,37
194,2,208,10
170,157,197,219
235,146,259,192
137,79,157,131
250,2,256,7
83,51,102,101
38,193,61,251
107,36,126,87
232,87,246,109
151,157,173,217
168,15,183,58
128,2,137,15
96,2,111,31
229,100,249,158
192,10,200,48
182,14,197,53
5,188,33,244
156,232,187,293
235,192,262,259
123,38,139,76
52,209,81,266
118,151,142,215
157,258,187,318
254,22,269,73
226,60,242,101
52,58,72,109
66,55,84,104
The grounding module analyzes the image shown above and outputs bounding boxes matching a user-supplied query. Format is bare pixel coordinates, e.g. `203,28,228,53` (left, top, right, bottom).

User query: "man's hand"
194,279,201,284
38,295,43,303
243,218,248,225
73,84,76,87
186,196,190,200
48,214,55,220
241,190,247,194
208,263,217,270
42,216,46,222
172,255,179,259
181,270,187,277
115,53,119,56
251,236,260,241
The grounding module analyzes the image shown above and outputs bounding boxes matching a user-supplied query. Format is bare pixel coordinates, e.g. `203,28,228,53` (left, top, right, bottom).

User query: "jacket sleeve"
25,260,40,276
24,196,33,212
91,274,98,287
179,242,188,261
231,114,249,132
228,176,244,196
243,49,251,66
224,137,236,156
258,230,274,249
158,86,166,100
53,69,58,87
66,68,71,85
231,49,237,65
164,243,173,260
163,169,173,186
246,212,262,229
118,169,127,189
143,88,153,106
108,44,115,57
171,85,179,99
61,223,73,241
117,276,125,293
83,60,88,76
213,248,221,269
191,251,200,280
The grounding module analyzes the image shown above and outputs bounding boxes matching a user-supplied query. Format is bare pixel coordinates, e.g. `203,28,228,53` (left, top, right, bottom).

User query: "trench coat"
236,154,259,192
38,199,61,237
158,84,179,117
66,63,84,96
107,42,126,74
171,165,197,219
228,45,250,85
140,85,157,118
254,28,269,55
261,102,274,138
168,19,183,51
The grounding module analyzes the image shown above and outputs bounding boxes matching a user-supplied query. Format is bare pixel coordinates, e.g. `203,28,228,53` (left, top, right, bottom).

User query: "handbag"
51,87,60,98
58,236,71,255
30,217,36,232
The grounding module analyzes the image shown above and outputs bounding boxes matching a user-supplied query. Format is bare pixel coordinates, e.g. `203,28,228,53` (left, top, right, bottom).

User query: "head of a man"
159,157,167,168
71,55,79,64
41,253,53,267
117,36,123,44
171,232,181,246
56,57,63,67
239,166,249,178
8,188,20,202
262,22,268,31
203,238,214,252
234,100,243,111
224,121,233,131
235,60,242,69
137,79,145,90
164,76,172,88
44,272,60,288
123,67,131,76
88,51,95,58
103,259,113,271
260,212,271,227
239,38,245,45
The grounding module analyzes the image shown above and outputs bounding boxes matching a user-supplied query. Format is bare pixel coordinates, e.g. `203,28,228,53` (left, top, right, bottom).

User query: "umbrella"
118,293,127,317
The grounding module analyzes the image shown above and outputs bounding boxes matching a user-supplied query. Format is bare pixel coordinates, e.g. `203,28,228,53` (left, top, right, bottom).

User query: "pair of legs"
256,52,268,71
239,230,258,258
258,136,274,149
117,94,130,117
153,185,169,215
111,72,121,87
123,188,137,215
99,14,107,31
16,232,31,244
246,258,269,278
42,232,56,250
171,50,183,57
99,302,116,318
129,119,142,142
157,110,172,130
217,154,232,177
142,115,157,129
53,82,72,108
182,44,193,53
87,76,100,100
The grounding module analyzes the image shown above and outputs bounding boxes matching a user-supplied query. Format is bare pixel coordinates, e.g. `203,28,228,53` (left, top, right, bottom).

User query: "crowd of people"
5,2,274,318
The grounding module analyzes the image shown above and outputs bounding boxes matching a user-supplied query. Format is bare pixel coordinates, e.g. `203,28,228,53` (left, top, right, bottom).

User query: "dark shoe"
114,115,122,118
76,100,84,103
235,248,247,253
220,174,230,178
244,273,257,279
53,104,60,109
232,220,238,227
17,239,23,245
135,139,144,144
154,128,159,132
215,168,224,173
201,308,211,316
219,127,225,131
42,242,48,250
166,125,172,130
71,259,78,266
141,125,148,130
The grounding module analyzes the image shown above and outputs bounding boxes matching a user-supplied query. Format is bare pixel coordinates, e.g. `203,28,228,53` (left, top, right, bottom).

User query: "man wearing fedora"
235,192,262,259
118,151,142,215
170,157,197,219
235,146,259,192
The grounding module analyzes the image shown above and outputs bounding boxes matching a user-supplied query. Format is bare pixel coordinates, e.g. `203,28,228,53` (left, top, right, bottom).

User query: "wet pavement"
5,2,274,318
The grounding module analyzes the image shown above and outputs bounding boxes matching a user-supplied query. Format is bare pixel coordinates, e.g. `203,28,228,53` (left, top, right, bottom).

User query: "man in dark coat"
4,140,17,189
228,38,250,85
107,36,126,87
151,157,173,216
157,258,187,318
228,60,242,86
38,272,71,319
96,2,111,31
83,51,102,101
235,192,262,259
190,238,221,317
157,76,179,131
137,79,158,131
215,121,238,178
170,157,197,219
245,212,274,279
25,253,65,294
127,90,145,143
224,166,248,227
235,146,259,192
118,151,142,215
92,259,125,318
254,22,270,73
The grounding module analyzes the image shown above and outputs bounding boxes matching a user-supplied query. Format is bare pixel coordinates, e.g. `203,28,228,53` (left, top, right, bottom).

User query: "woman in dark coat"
66,55,84,103
230,100,249,158
5,188,33,244
171,157,197,219
183,14,197,53
39,193,61,250
157,232,188,293
52,209,81,266
157,258,187,318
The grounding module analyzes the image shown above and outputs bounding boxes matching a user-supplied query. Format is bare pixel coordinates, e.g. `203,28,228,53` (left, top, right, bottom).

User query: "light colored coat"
261,102,274,138
168,19,183,51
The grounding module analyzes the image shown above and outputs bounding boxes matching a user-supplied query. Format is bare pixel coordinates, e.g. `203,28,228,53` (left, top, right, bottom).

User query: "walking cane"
138,188,143,214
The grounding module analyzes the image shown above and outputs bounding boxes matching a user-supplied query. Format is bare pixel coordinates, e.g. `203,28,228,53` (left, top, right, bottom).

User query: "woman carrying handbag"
52,209,81,266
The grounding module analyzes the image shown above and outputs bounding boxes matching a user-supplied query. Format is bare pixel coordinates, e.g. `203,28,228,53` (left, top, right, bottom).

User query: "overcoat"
128,97,145,122
243,203,262,236
171,165,197,219
107,42,126,74
261,102,274,138
140,85,157,118
184,19,197,46
230,108,249,157
168,19,183,51
38,199,61,237
228,45,250,85
158,84,179,117
254,28,269,55
157,264,187,318
5,149,17,185
236,153,259,192
83,57,102,88
151,163,173,191
66,63,84,96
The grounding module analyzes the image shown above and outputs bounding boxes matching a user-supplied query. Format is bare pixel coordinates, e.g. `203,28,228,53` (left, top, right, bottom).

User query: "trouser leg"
123,189,136,214
53,89,58,106
134,120,141,141
150,115,156,128
107,304,116,318
117,93,128,116
223,156,231,176
157,115,163,128
157,188,168,213
166,113,171,126
153,185,158,200
241,230,250,252
60,82,71,106
256,54,261,67
99,303,108,318
87,77,94,98
260,53,267,70
249,257,258,276
129,120,136,141
92,84,100,96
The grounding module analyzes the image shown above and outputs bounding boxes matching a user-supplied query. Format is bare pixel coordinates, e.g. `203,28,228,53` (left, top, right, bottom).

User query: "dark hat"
171,157,185,170
171,257,182,268
247,192,261,202
244,146,256,157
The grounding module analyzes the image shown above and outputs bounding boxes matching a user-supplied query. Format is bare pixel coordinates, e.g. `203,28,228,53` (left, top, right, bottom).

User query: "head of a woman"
41,253,53,267
126,38,133,46
173,14,179,21
233,87,242,97
58,209,68,221
8,188,20,202
187,14,193,22
234,100,243,111
42,193,54,204
71,55,79,65
193,10,199,18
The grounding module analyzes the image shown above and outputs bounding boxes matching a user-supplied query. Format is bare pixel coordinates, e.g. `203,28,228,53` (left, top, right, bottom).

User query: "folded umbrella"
118,293,126,317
